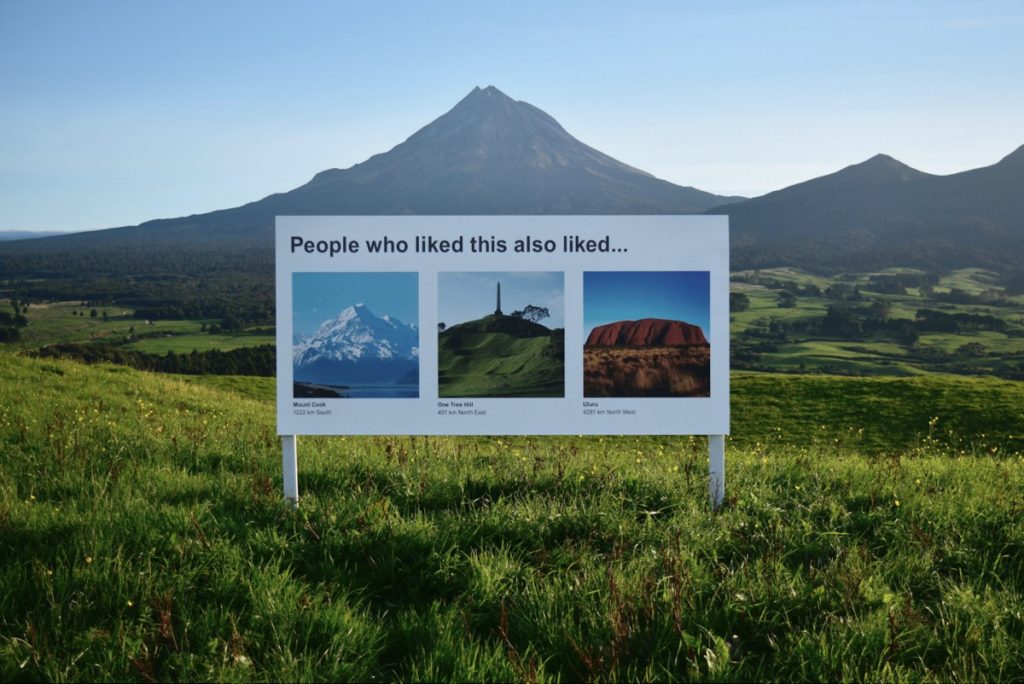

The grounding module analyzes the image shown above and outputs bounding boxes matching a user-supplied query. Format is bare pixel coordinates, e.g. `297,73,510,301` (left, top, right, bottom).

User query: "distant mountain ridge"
715,145,1024,270
1,85,1021,275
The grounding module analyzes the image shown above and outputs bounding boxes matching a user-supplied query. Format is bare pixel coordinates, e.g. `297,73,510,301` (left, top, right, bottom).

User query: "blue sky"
584,272,710,342
439,272,564,329
2,0,1022,231
292,272,417,339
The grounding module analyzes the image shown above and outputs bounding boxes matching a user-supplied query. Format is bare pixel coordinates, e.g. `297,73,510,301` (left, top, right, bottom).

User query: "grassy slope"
172,370,1024,456
731,372,1024,454
2,353,1023,681
438,319,563,397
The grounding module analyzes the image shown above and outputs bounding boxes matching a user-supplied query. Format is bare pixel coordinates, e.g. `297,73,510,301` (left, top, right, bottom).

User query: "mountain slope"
0,86,740,277
715,146,1024,270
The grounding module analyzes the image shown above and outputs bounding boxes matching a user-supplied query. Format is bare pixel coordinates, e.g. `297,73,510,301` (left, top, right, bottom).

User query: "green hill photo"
438,313,564,397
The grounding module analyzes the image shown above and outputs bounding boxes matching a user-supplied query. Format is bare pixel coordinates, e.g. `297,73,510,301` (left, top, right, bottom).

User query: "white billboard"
276,216,728,435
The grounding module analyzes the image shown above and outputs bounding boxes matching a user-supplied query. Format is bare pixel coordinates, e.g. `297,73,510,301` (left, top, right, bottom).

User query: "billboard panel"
276,216,728,435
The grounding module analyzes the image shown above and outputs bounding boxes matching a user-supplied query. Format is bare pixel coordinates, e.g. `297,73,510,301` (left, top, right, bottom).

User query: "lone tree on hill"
511,305,550,324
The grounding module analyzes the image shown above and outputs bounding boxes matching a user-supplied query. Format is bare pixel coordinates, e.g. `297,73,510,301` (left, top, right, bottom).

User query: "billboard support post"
282,435,299,507
709,434,725,509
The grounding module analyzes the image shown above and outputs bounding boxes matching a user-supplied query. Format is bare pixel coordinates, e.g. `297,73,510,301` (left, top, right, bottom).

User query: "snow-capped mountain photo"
294,303,418,367
291,273,419,398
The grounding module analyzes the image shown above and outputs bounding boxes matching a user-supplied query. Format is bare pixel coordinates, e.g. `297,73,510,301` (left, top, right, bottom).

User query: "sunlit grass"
2,353,1023,681
126,332,275,354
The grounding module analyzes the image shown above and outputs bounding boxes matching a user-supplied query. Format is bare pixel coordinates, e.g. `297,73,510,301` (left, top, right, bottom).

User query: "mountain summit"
295,304,418,365
0,85,740,265
272,85,738,215
293,304,418,388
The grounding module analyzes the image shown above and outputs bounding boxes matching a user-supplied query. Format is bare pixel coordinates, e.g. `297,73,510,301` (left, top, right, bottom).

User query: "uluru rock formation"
585,318,708,348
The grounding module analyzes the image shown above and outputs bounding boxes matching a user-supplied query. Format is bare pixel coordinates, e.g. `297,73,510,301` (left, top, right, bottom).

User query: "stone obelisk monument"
495,282,502,315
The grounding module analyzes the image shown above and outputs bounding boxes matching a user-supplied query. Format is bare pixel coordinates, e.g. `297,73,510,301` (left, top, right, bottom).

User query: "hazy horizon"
2,1,1022,232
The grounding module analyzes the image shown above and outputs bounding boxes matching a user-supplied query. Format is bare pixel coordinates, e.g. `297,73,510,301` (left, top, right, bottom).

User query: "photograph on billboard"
438,271,564,398
583,271,710,398
275,215,728,436
292,272,419,398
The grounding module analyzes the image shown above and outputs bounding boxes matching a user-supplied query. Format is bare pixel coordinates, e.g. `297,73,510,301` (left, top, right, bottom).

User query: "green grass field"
125,332,275,354
2,352,1023,681
2,299,275,355
2,299,211,350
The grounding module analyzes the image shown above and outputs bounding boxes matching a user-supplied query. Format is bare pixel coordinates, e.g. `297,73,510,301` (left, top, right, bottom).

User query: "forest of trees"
4,271,274,329
0,300,28,342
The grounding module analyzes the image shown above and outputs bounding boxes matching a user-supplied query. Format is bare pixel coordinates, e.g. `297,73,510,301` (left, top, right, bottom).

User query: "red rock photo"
584,318,710,398
585,318,708,348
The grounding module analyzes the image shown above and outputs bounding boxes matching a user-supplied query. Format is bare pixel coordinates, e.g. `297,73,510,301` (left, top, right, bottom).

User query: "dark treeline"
914,309,1007,333
0,299,29,342
0,241,273,280
732,295,1024,379
731,237,1024,274
31,344,275,376
743,303,1006,343
6,271,274,328
1,238,274,328
865,272,941,294
731,271,1015,306
929,288,1014,307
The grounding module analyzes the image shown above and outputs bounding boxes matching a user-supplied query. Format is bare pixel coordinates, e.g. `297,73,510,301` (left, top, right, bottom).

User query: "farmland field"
2,352,1023,681
731,267,1024,377
1,299,209,349
1,298,272,358
125,331,275,354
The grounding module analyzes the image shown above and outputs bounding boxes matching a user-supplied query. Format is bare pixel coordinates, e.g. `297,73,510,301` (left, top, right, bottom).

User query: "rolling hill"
438,313,564,398
715,146,1024,271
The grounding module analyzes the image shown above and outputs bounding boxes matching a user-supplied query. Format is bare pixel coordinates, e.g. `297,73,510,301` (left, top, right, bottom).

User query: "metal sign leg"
282,434,299,507
709,434,725,509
